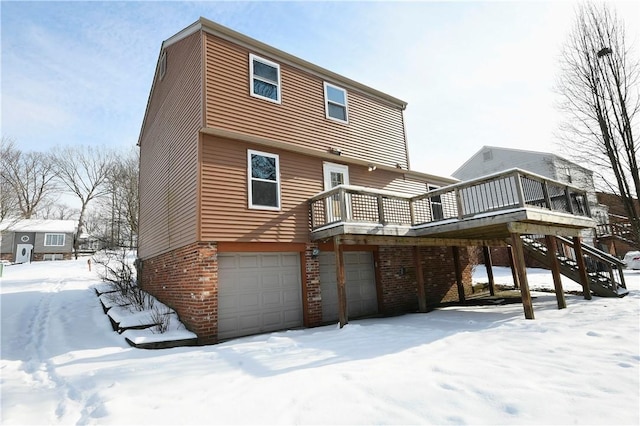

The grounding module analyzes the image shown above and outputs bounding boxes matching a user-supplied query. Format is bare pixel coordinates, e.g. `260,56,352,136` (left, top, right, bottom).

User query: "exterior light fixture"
328,147,342,155
368,164,377,172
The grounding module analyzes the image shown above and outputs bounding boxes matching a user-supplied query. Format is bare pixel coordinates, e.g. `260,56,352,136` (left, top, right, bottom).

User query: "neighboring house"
0,219,77,263
595,192,639,256
137,18,598,344
452,146,609,240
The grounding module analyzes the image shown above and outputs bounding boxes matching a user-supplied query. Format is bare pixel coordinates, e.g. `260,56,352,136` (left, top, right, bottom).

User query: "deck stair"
521,235,628,298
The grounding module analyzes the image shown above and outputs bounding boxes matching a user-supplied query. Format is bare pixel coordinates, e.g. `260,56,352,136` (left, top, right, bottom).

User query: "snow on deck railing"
309,168,591,231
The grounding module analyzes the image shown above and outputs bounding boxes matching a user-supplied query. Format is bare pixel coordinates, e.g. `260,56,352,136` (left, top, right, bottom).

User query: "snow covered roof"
0,219,78,233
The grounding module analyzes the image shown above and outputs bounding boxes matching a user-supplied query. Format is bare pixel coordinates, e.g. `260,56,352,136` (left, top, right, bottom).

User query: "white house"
452,146,609,228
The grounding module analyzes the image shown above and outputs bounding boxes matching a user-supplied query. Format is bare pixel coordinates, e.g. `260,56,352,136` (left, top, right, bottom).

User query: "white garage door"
319,251,378,323
218,252,302,340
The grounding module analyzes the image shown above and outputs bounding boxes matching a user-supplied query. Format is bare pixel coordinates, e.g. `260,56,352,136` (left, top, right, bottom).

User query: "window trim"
323,82,349,123
159,51,167,81
249,53,281,104
247,149,281,211
44,233,65,247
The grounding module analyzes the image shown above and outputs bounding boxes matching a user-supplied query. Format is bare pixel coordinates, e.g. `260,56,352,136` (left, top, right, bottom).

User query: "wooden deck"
309,168,596,244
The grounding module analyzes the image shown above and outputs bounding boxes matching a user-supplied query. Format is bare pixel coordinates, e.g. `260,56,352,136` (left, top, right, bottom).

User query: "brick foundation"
140,242,475,344
139,242,218,344
377,245,473,314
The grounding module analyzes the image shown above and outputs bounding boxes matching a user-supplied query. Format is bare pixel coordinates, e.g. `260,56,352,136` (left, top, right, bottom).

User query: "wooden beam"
330,234,508,248
545,235,566,309
414,246,427,312
510,233,535,319
334,236,348,327
506,222,586,237
573,236,592,300
507,245,520,289
482,246,496,296
452,246,466,303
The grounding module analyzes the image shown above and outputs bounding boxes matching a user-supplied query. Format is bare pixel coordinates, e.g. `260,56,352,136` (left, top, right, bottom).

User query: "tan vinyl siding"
200,135,431,242
203,34,409,170
138,32,202,259
200,136,323,242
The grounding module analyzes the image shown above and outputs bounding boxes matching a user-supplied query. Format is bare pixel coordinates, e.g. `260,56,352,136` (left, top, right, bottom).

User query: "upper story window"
324,82,348,122
249,54,281,103
44,233,65,247
248,149,281,210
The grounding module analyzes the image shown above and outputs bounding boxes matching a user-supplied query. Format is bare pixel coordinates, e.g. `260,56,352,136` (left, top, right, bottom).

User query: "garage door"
319,251,378,322
218,252,302,340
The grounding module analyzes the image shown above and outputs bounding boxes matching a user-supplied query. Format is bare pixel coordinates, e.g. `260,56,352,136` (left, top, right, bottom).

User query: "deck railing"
309,168,591,231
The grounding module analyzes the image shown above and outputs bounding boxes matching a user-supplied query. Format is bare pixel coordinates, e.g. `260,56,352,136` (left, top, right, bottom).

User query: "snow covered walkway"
1,258,639,425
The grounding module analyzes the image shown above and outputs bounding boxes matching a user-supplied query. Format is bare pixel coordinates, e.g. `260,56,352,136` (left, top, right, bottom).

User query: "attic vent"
483,150,493,161
159,51,167,81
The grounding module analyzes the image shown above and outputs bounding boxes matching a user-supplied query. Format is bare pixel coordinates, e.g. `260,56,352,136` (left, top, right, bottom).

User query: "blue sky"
2,1,639,178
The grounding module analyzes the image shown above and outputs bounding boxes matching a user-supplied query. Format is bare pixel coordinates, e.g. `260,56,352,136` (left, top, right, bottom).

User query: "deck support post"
572,236,592,300
414,246,427,312
507,245,520,289
452,246,466,303
482,246,496,296
545,235,566,309
510,233,535,319
334,236,348,328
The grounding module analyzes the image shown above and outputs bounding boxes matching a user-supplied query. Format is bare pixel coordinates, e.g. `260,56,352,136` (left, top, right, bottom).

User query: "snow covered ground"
1,257,638,425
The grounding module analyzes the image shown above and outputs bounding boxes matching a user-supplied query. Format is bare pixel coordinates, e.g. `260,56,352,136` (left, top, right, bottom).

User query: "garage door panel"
261,274,281,289
218,252,302,340
238,255,259,268
262,290,282,306
319,251,377,323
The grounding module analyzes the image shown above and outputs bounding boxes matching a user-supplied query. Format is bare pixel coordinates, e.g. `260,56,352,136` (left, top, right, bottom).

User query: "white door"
323,162,350,223
15,244,33,264
319,251,378,323
217,252,303,340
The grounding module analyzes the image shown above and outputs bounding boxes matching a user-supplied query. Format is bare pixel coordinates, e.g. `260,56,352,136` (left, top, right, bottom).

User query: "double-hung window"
324,82,348,122
248,149,281,210
44,233,65,247
249,54,281,103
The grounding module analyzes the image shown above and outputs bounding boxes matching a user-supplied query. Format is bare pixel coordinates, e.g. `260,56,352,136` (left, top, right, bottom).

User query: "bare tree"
556,2,640,246
53,145,115,258
0,137,59,219
38,201,79,220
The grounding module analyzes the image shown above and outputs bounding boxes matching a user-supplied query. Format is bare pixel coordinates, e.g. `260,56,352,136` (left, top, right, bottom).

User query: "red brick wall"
377,245,473,314
304,243,322,327
378,246,419,315
139,242,218,344
420,246,473,306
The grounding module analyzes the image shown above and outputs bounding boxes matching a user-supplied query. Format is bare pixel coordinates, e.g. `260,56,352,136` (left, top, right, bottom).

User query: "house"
0,219,77,263
452,146,608,227
137,18,609,345
451,146,637,256
595,192,639,256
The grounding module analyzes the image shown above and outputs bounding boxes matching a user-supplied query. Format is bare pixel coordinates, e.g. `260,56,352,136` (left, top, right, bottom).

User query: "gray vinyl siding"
34,232,74,253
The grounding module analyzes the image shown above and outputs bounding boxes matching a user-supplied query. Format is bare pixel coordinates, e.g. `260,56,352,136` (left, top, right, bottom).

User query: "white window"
249,54,281,103
324,82,348,122
44,233,65,247
248,149,281,210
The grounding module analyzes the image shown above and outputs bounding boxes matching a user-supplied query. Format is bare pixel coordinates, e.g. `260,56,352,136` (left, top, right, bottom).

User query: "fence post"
542,179,552,210
339,188,348,222
564,188,574,214
377,194,385,225
455,188,464,219
514,172,526,208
